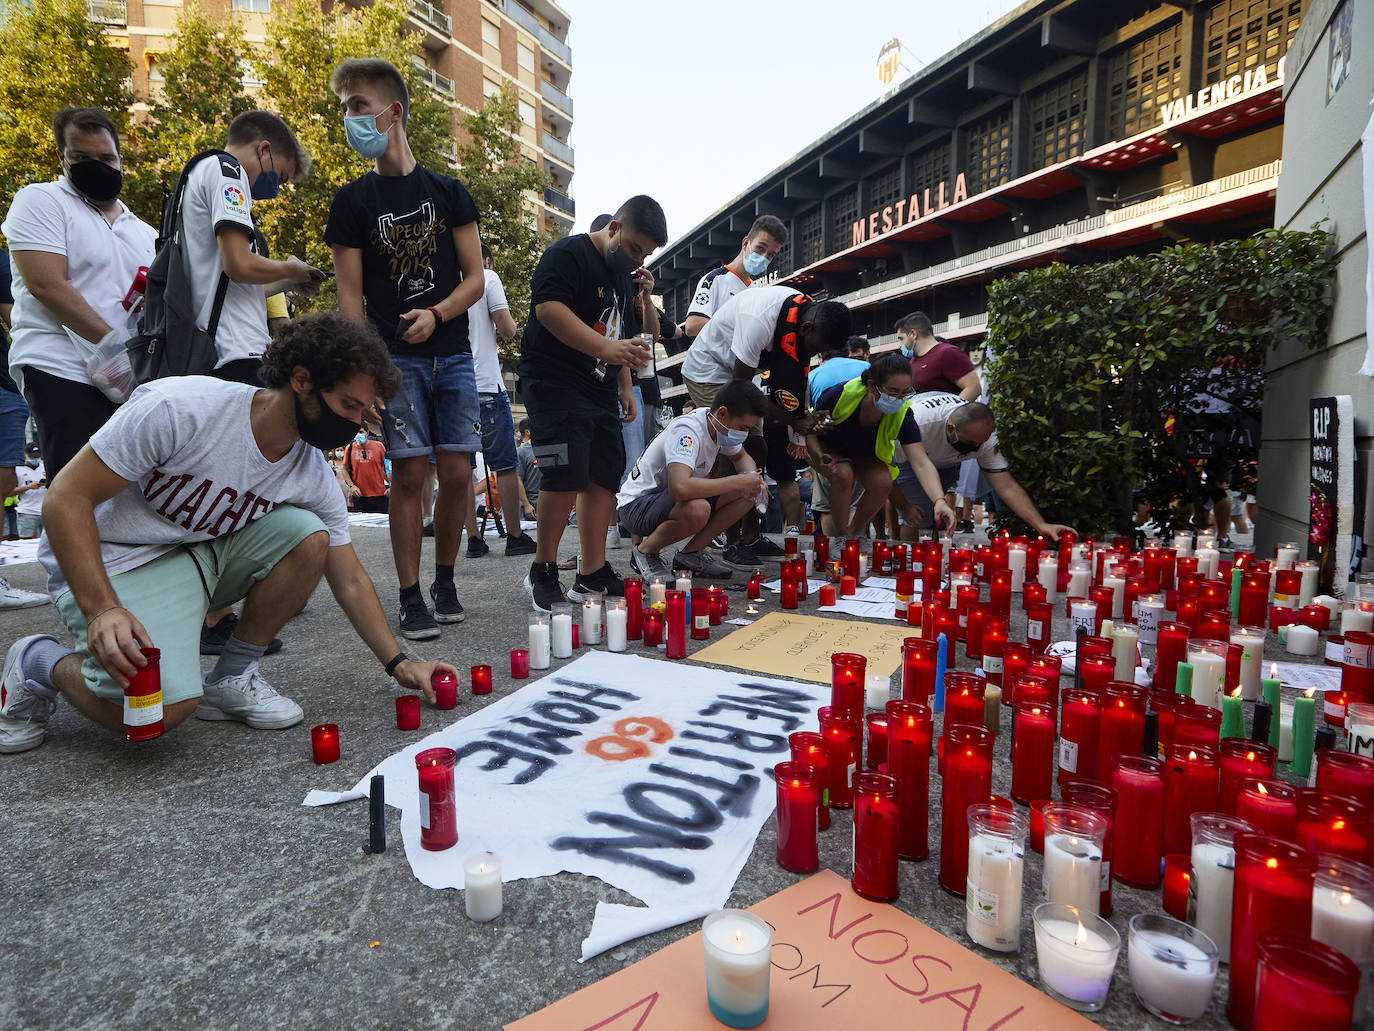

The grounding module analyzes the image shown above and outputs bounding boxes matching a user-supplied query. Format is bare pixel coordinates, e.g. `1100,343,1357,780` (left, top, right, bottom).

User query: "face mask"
874,393,906,415
67,159,122,203
948,427,979,455
251,150,279,201
295,388,361,450
709,413,748,448
605,230,641,276
742,251,770,277
355,432,367,445
900,345,914,359
25,458,40,468
344,112,390,159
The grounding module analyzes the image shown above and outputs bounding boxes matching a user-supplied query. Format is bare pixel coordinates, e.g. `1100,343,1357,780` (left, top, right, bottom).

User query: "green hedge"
984,228,1335,535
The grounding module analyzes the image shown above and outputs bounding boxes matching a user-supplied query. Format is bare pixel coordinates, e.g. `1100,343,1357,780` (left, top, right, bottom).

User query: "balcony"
408,0,451,49
539,78,572,118
542,130,573,167
503,0,571,66
87,0,126,25
411,57,454,100
544,188,574,216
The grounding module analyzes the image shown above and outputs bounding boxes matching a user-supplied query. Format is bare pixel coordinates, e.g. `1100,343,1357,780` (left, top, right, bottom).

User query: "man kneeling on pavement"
620,379,767,581
0,312,455,754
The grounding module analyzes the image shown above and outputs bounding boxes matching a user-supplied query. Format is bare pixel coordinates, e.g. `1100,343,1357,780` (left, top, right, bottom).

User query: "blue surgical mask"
874,393,907,415
251,149,280,201
900,345,914,359
355,432,367,445
710,413,748,448
345,112,390,159
742,252,770,277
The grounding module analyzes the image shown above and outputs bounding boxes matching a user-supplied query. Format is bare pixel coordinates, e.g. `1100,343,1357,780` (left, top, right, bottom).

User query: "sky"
564,0,1024,250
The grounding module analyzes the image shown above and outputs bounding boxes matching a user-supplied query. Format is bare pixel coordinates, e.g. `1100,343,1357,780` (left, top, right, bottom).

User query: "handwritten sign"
1309,396,1356,595
690,611,913,683
507,869,1099,1030
303,653,830,959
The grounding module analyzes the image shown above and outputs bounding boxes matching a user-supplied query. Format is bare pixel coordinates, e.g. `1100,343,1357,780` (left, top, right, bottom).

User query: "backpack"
125,149,235,383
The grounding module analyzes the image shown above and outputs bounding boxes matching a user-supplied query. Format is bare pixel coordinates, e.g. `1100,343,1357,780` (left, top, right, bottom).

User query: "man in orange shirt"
341,430,389,513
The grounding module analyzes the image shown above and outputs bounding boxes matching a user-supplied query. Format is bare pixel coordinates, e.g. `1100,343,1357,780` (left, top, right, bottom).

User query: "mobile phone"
396,316,415,339
311,268,334,281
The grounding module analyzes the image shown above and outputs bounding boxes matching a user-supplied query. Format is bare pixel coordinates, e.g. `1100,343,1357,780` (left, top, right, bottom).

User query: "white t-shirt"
180,154,270,366
617,409,742,508
906,392,1010,473
468,268,511,394
687,264,750,321
1,177,157,387
680,285,797,385
16,462,45,516
38,377,350,597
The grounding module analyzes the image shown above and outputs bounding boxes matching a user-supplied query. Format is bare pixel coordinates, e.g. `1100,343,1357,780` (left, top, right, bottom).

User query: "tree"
455,84,556,353
0,0,134,225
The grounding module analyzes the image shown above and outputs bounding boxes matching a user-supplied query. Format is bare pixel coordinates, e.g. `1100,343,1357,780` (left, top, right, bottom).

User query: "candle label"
1058,738,1079,773
694,616,709,630
984,655,1003,674
1028,619,1043,640
967,885,1000,926
1346,641,1374,668
419,790,431,830
123,690,163,727
1099,860,1111,891
1325,699,1346,720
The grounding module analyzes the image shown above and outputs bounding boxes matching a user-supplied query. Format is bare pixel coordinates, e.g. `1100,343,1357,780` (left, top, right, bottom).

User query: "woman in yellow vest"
807,353,955,536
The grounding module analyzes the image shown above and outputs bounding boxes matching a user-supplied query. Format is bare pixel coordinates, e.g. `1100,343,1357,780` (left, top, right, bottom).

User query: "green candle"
1230,565,1243,620
1220,691,1245,739
1261,673,1281,749
1175,661,1194,698
1290,693,1316,778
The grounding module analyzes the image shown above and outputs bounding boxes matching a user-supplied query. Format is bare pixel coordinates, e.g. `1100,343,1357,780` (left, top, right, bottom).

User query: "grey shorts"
893,463,961,527
617,488,717,537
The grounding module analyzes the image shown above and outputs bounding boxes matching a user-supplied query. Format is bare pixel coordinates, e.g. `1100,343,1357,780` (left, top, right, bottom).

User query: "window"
481,17,500,48
868,163,904,212
231,0,269,11
797,209,824,267
909,142,951,199
1203,0,1304,85
240,59,265,88
964,107,1013,193
518,99,535,126
1106,18,1185,137
483,77,501,100
517,42,534,72
828,186,859,254
1028,69,1088,170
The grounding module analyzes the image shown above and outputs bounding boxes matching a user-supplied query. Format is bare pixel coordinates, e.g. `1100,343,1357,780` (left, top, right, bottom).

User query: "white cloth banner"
0,539,42,567
302,652,827,961
1361,94,1374,377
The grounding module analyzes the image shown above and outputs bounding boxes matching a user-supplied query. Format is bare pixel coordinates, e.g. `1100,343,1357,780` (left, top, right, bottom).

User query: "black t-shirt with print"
517,233,635,403
325,164,479,358
815,382,921,462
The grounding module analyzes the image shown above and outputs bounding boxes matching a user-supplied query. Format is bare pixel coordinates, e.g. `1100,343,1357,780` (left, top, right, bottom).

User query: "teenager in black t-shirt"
517,196,667,612
327,58,485,642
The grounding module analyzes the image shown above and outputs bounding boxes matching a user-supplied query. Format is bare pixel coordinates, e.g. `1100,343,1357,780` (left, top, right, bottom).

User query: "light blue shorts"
382,353,481,459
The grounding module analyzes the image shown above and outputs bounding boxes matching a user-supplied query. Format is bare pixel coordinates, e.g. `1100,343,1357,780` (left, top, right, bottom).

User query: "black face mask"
67,159,123,203
605,232,640,276
295,388,360,450
948,427,979,455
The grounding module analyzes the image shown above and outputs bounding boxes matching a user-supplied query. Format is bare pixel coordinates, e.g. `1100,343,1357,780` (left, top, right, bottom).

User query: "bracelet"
87,604,126,625
384,652,409,677
426,306,444,325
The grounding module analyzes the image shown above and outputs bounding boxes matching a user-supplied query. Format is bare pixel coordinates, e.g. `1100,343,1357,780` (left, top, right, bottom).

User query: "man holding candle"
0,313,455,753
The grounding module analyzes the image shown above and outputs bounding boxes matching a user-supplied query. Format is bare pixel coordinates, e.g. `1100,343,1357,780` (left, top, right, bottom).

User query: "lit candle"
528,612,551,670
395,696,420,731
1311,857,1374,1019
703,910,772,1028
1007,543,1027,592
886,700,932,860
1041,805,1106,916
463,851,502,922
1011,702,1054,804
788,731,830,830
1069,598,1097,636
1254,937,1360,1030
432,670,459,709
470,664,492,696
1162,854,1191,920
818,706,859,808
1234,777,1297,841
1127,915,1219,1023
864,673,888,712
691,587,710,641
623,577,643,641
1111,755,1165,888
640,608,664,647
830,652,867,716
939,724,994,894
582,598,604,646
605,598,627,652
1103,573,1126,620
311,723,340,764
851,772,900,901
648,575,667,609
1038,553,1059,604
416,747,458,851
509,648,530,679
1189,812,1254,958
773,760,820,873
1220,687,1245,739
1032,904,1121,1012
550,603,573,659
965,806,1028,952
665,590,687,659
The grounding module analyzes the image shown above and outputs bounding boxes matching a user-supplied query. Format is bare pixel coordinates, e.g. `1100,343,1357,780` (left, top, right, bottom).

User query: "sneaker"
0,634,60,754
956,519,976,533
199,612,283,657
430,581,466,624
525,560,566,613
748,535,786,559
504,532,537,557
422,518,435,538
0,578,50,610
467,536,491,558
569,562,625,601
673,549,734,580
630,547,670,578
723,542,762,566
606,528,626,550
398,595,440,640
195,663,303,729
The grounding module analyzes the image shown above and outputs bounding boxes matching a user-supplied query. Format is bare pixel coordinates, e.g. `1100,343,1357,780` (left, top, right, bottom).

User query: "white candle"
1111,626,1138,682
703,911,772,1026
1173,532,1194,558
865,674,888,711
582,600,603,646
648,578,667,609
1127,925,1217,1022
1286,624,1320,657
1189,841,1237,958
1278,703,1295,761
1034,914,1120,1008
1008,545,1027,592
1312,886,1374,964
1275,544,1299,571
606,605,627,653
1229,627,1266,700
675,573,692,594
1196,533,1217,551
1136,596,1164,646
1296,561,1320,607
551,612,573,658
528,618,551,670
1195,547,1220,581
1043,833,1102,915
1103,575,1126,620
1315,594,1342,623
463,851,503,922
1344,605,1374,634
1188,648,1227,710
1069,600,1097,636
1038,555,1058,603
1067,564,1091,601
967,832,1025,951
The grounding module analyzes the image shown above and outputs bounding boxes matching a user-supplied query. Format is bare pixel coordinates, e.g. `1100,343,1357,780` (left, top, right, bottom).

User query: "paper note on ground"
689,611,913,682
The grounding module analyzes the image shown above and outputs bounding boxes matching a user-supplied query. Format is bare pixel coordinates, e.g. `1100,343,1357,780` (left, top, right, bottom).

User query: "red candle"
1296,789,1371,860
571,622,580,649
842,540,860,580
1025,601,1052,654
886,699,932,860
1235,777,1298,842
1003,644,1031,702
1010,701,1055,804
432,670,458,710
780,575,798,610
470,664,493,696
989,568,1013,618
865,712,890,770
818,706,860,808
905,599,924,628
1253,936,1359,1031
746,576,761,600
665,589,687,658
955,585,979,642
1341,630,1374,708
1163,853,1191,920
416,746,458,850
774,760,820,873
1175,595,1200,631
641,609,664,647
1227,833,1317,1028
818,583,837,606
1239,570,1270,628
395,695,421,731
965,603,986,662
830,652,867,716
813,533,830,566
838,575,856,598
1314,748,1374,808
1151,691,1189,750
1163,743,1219,855
852,772,901,901
944,672,986,734
1154,622,1190,692
624,577,644,640
788,731,830,830
1096,681,1147,783
123,646,164,743
707,587,725,626
1089,585,1114,634
1022,580,1047,610
1219,739,1276,813
901,637,937,704
938,724,994,894
784,531,799,557
1173,703,1223,750
981,618,1008,686
1013,673,1052,713
1269,605,1300,633
1080,654,1116,697
689,587,711,640
1027,652,1063,697
1300,604,1331,631
791,558,809,601
1111,754,1164,887
1029,797,1051,853
934,606,958,644
1059,688,1100,787
1197,608,1232,643
311,722,340,764
1060,779,1119,915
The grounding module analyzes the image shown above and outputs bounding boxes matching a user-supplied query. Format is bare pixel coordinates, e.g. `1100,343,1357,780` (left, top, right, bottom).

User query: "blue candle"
934,632,948,712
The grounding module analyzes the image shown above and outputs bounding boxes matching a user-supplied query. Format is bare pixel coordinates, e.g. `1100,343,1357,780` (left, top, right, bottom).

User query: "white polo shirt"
468,267,511,394
680,285,797,385
687,264,750,321
617,409,742,508
2,176,157,387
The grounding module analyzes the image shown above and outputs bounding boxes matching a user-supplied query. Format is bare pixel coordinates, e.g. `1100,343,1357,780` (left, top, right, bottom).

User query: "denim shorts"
478,391,518,473
381,353,481,459
0,389,28,466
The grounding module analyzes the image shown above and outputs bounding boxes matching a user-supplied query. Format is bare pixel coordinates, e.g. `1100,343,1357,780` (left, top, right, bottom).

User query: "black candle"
1142,709,1159,757
1251,701,1272,745
367,774,386,854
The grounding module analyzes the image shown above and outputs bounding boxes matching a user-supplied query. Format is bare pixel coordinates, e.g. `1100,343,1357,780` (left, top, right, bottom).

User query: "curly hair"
260,312,401,401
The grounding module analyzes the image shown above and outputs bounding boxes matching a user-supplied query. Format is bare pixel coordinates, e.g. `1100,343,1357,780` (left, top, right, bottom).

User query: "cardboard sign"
1308,396,1357,594
689,611,914,684
507,869,1099,1031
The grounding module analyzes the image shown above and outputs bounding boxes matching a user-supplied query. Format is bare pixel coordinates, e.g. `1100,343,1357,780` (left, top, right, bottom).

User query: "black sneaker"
569,562,624,602
748,536,785,559
504,532,537,557
524,561,566,613
956,519,976,533
467,536,490,558
723,542,762,566
429,581,465,624
422,518,435,538
398,595,440,640
200,612,283,656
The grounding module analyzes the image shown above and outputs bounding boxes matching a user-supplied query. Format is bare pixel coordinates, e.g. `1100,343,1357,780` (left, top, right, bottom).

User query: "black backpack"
126,149,234,383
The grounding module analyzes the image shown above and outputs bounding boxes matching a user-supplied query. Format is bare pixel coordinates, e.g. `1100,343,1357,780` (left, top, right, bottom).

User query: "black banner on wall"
1309,396,1354,595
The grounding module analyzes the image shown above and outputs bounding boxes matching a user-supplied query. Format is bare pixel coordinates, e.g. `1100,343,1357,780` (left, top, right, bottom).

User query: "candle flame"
1270,662,1278,679
1074,922,1090,946
1266,858,1279,870
1333,820,1346,832
1257,782,1269,796
1304,688,1315,699
1340,891,1354,906
1188,750,1199,761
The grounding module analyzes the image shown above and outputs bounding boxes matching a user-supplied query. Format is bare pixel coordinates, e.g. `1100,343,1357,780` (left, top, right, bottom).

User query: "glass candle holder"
550,602,574,659
895,570,917,620
1174,704,1223,751
1311,854,1374,1020
1079,654,1115,697
623,576,643,641
1033,902,1121,1012
864,712,889,769
939,724,994,894
1137,594,1166,646
605,597,628,652
818,706,860,809
901,637,937,704
1096,681,1147,784
1163,744,1219,856
690,587,711,640
1234,777,1297,842
851,772,900,901
965,603,987,662
1127,914,1219,1024
702,910,772,1029
944,671,986,733
1155,622,1191,692
788,731,830,831
981,618,1008,685
665,589,687,659
1219,739,1275,813
1229,625,1267,701
415,746,458,851
1188,812,1256,961
1042,803,1108,915
886,699,932,860
1227,832,1318,1028
470,664,493,696
1061,780,1119,916
1187,640,1228,709
1058,688,1100,788
432,670,459,710
830,652,867,716
311,722,340,764
1315,748,1374,807
1112,754,1165,887
773,761,820,873
1296,789,1372,860
641,608,664,647
1011,701,1055,805
395,695,421,731
1024,600,1052,654
965,805,1029,952
528,611,551,670
1163,854,1191,920
1254,935,1359,1031
509,648,530,679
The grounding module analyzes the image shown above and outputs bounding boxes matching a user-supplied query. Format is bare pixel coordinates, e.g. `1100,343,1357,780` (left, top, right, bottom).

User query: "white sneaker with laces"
0,578,51,610
0,634,60,753
196,663,303,729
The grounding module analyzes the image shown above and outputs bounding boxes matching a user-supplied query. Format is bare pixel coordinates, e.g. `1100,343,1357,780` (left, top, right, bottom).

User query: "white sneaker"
196,663,303,729
0,634,60,753
0,578,50,610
